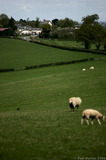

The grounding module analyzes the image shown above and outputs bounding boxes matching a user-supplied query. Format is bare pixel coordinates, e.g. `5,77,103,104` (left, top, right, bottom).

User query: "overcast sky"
0,0,106,22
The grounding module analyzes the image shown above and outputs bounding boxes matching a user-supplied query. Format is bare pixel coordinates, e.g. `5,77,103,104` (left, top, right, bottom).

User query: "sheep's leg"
76,105,79,111
97,119,101,125
81,118,84,125
91,118,94,125
69,103,74,111
91,120,94,125
86,119,89,125
73,105,75,112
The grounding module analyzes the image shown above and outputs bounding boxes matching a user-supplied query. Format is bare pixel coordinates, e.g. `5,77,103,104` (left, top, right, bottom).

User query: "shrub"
0,68,14,72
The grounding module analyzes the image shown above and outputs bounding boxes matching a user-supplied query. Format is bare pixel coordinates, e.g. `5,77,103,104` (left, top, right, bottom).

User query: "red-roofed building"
0,28,8,36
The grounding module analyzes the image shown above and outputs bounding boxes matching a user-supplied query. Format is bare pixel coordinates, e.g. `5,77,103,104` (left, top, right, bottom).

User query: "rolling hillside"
0,38,106,160
0,38,105,70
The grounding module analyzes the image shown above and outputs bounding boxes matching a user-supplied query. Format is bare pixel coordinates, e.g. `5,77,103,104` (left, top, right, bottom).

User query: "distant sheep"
69,97,82,111
81,109,105,125
82,68,86,71
90,66,94,70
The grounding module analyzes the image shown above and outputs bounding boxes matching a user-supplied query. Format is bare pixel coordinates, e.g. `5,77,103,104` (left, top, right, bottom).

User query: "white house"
40,19,52,26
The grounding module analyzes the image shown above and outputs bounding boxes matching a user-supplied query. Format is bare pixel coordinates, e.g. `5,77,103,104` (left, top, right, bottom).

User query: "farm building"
0,28,8,36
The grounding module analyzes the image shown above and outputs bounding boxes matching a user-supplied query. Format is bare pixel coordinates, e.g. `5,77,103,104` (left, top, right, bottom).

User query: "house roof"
0,28,8,31
40,19,52,26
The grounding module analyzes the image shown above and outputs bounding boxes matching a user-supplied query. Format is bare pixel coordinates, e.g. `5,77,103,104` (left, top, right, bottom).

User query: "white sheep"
69,97,82,111
82,68,86,71
90,66,94,70
81,109,105,125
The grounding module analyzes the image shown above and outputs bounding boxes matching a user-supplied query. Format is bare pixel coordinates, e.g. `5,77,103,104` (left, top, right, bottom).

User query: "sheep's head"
101,116,105,121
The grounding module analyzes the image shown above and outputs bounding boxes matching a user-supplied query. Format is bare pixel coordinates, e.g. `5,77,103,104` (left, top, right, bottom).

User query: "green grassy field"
38,39,104,50
0,38,106,160
39,39,84,48
0,61,106,160
0,38,105,69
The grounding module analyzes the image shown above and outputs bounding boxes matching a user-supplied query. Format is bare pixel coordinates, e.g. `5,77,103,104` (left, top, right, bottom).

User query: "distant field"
0,59,106,160
0,38,105,70
39,39,84,48
38,39,104,50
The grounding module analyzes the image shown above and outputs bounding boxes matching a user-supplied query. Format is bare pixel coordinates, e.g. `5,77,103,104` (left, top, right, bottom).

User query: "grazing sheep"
82,68,86,71
81,109,105,125
90,66,94,70
69,97,82,111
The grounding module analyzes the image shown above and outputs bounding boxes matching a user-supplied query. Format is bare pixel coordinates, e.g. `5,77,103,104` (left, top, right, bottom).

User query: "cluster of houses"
0,19,52,36
16,25,42,36
0,19,81,37
16,19,52,36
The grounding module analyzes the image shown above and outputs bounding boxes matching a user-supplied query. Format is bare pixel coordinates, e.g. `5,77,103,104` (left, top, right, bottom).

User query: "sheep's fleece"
69,97,82,111
81,109,105,125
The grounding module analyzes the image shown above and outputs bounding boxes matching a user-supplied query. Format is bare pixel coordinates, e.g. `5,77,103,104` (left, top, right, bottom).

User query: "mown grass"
0,60,106,160
38,39,104,50
0,38,105,70
39,39,84,48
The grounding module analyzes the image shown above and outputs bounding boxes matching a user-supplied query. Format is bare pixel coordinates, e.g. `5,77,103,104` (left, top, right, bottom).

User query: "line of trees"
18,17,40,28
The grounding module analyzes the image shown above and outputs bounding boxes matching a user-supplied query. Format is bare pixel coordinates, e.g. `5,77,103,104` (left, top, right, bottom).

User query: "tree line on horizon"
0,13,106,50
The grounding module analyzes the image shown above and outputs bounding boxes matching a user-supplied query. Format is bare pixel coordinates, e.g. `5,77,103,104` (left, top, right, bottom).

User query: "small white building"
21,30,32,35
40,19,52,26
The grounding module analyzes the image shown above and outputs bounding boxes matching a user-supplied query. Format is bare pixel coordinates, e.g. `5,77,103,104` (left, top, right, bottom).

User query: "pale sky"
0,0,106,22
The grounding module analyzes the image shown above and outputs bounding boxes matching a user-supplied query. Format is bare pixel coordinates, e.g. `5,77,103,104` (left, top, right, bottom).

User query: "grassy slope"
0,60,106,160
0,38,105,69
39,39,104,50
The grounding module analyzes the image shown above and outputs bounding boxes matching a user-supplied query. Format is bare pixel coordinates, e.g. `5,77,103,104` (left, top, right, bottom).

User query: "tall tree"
19,19,26,26
8,17,17,36
0,13,9,27
93,24,106,50
52,19,58,25
35,17,40,27
103,38,106,50
56,18,74,28
41,24,52,38
75,14,105,49
8,17,14,29
82,14,99,24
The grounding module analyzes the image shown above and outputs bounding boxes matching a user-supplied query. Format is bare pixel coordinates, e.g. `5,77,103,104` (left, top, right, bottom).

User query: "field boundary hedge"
24,58,95,70
0,57,97,73
0,68,15,72
29,40,106,55
0,38,105,73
